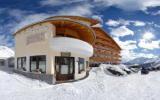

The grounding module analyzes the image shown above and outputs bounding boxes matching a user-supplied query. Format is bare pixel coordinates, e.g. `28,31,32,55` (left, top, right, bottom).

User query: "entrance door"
55,57,74,81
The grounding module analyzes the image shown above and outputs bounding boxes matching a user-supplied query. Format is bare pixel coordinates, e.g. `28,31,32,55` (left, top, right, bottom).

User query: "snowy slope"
0,46,15,59
152,58,160,68
125,57,153,65
140,58,160,68
1,64,160,100
125,57,160,66
145,58,160,64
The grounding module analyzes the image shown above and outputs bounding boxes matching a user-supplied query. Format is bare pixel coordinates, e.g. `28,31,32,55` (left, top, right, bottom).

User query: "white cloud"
113,37,138,62
121,49,158,62
8,9,29,20
12,13,52,32
9,4,93,33
118,19,130,26
40,0,160,12
138,31,160,50
113,37,157,62
148,10,160,16
143,32,155,40
105,19,130,27
120,50,136,62
40,0,84,6
138,53,158,58
147,21,160,28
154,24,160,28
153,10,160,15
0,34,13,47
111,26,134,37
6,9,51,32
106,19,146,27
113,37,137,50
138,39,160,50
133,21,146,26
93,0,160,11
56,4,93,16
105,19,120,27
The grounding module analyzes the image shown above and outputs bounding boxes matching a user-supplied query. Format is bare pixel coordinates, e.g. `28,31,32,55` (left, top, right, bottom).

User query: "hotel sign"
26,33,45,45
61,52,71,57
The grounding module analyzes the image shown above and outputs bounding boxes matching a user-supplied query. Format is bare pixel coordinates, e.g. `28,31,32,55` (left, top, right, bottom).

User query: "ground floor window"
55,57,74,75
78,58,85,73
30,55,46,73
0,60,5,66
17,57,26,71
55,57,74,81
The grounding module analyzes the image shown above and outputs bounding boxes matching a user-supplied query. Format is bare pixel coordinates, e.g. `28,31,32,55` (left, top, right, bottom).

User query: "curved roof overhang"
13,18,96,45
45,16,100,26
92,27,121,50
50,18,96,44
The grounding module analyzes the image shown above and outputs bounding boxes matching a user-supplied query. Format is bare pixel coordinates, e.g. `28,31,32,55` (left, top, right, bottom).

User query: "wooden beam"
95,38,120,50
94,43,121,53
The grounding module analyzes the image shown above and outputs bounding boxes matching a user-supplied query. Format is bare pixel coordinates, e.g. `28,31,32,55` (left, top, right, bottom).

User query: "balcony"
50,37,94,57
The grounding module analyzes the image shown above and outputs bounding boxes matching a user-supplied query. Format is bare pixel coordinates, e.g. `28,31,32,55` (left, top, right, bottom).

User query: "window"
30,55,46,73
78,58,85,73
17,57,26,71
0,60,5,66
55,57,74,75
86,61,89,68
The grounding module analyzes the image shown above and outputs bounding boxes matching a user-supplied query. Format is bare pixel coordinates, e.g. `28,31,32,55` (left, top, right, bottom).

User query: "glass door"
55,57,74,81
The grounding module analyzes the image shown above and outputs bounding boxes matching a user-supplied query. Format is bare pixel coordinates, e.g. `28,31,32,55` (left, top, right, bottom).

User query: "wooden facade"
91,27,121,64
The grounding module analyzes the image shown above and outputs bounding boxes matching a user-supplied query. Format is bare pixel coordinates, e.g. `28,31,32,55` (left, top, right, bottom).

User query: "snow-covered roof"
0,46,15,59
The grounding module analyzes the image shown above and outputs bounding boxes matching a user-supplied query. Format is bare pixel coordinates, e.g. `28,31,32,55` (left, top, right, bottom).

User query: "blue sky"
0,0,159,62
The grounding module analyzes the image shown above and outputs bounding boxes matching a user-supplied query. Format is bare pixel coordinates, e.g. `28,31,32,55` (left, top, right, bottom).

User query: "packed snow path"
1,66,160,100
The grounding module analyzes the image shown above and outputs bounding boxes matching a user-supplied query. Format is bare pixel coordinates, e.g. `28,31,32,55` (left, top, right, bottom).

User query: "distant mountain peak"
124,57,159,65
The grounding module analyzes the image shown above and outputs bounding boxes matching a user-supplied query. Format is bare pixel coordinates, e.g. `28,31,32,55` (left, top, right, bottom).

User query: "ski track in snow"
1,66,160,100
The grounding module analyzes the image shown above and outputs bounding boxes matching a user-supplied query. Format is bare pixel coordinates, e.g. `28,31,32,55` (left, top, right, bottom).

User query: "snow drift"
1,64,160,100
100,64,128,76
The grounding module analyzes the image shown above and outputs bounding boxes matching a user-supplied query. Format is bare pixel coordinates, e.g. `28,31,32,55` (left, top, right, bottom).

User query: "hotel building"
13,16,121,83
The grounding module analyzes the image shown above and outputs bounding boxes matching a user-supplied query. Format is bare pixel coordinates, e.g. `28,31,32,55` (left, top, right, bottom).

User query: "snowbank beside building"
0,46,15,67
1,64,160,100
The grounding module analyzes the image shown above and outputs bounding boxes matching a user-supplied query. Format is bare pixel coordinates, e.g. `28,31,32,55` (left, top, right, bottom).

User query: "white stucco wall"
15,22,55,74
50,37,92,80
50,37,94,57
15,21,92,81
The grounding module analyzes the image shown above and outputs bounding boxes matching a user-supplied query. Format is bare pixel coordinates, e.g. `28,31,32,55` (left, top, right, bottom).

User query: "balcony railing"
50,37,94,57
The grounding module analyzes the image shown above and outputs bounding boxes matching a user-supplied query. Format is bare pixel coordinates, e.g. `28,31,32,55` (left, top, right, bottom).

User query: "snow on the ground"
1,65,160,100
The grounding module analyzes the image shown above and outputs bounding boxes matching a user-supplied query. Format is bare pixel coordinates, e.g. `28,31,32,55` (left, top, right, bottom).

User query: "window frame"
78,57,85,74
30,55,46,74
0,60,5,66
55,56,74,75
17,57,26,71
